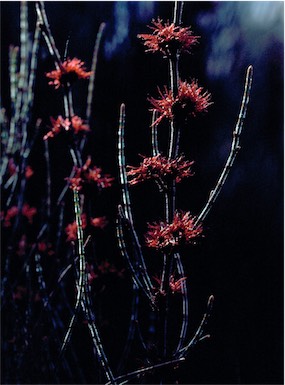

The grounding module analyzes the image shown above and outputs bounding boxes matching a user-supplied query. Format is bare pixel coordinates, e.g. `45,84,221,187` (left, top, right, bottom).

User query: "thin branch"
174,252,189,355
59,189,85,357
118,104,153,294
117,282,140,373
151,110,159,157
179,295,214,357
105,357,185,385
86,22,106,122
194,65,253,228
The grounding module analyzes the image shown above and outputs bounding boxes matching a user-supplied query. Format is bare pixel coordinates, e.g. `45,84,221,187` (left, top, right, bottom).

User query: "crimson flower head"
44,115,89,140
65,213,87,242
66,156,114,191
127,154,194,186
149,80,212,126
90,216,108,229
22,204,37,224
145,211,202,251
138,18,199,57
152,274,187,296
169,275,187,293
46,58,92,89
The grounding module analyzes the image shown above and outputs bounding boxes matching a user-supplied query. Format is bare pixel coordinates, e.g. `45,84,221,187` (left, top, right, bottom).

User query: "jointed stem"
194,65,253,228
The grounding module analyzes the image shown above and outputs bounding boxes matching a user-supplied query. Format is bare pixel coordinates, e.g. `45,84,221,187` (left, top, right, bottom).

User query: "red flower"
145,211,202,250
149,80,212,126
37,241,54,256
8,159,17,176
13,285,27,300
3,206,19,227
43,116,70,140
65,213,87,242
169,275,187,293
127,154,194,185
44,115,89,141
71,116,90,134
138,18,199,56
90,216,108,229
66,156,114,191
152,274,187,295
22,204,37,224
16,235,27,256
46,58,92,89
25,166,34,179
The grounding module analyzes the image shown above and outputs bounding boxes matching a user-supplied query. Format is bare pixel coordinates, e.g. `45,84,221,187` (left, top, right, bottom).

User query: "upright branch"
194,65,253,228
86,22,106,122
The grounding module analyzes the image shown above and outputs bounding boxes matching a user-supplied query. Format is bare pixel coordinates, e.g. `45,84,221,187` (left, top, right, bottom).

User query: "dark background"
1,2,283,384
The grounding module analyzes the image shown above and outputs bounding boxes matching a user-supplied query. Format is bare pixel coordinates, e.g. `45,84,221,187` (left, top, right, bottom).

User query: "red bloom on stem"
138,18,199,56
46,58,92,89
90,216,108,229
127,154,194,186
66,156,114,191
149,80,212,126
152,274,187,295
43,116,70,140
3,206,19,227
65,213,87,242
145,211,202,250
71,116,90,135
169,275,187,293
22,204,37,224
8,159,17,176
25,165,34,179
44,115,89,140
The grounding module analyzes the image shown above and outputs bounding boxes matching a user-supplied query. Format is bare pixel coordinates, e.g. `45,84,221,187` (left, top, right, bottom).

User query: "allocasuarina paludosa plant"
115,2,253,384
1,1,253,384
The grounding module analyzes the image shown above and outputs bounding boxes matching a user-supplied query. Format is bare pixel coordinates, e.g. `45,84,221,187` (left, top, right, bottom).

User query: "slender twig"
86,22,106,122
194,65,253,228
105,357,185,385
173,1,184,25
118,104,153,294
59,189,85,357
174,252,189,355
117,214,155,306
81,285,116,384
178,295,214,357
44,140,52,221
35,2,62,69
151,111,159,157
117,282,140,373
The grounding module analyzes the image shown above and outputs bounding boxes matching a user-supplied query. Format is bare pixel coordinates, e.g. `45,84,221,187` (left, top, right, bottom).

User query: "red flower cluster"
8,159,34,179
153,274,187,295
87,261,125,284
65,213,87,242
145,211,202,250
43,115,90,140
127,154,194,185
65,213,108,242
138,18,199,56
2,204,37,227
149,80,212,126
46,58,92,89
66,156,114,191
